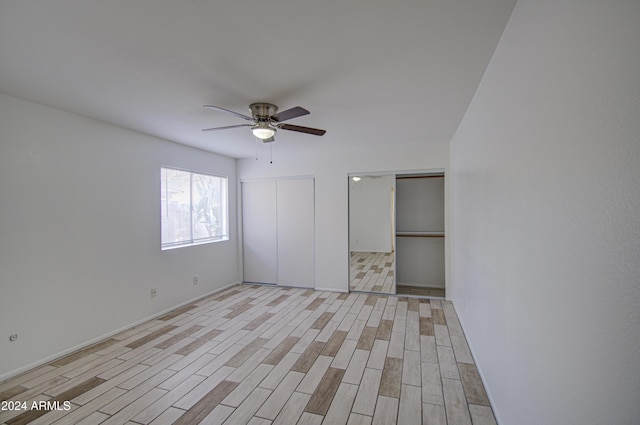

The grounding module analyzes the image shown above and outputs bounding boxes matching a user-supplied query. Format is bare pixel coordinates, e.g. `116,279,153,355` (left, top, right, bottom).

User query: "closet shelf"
396,231,445,238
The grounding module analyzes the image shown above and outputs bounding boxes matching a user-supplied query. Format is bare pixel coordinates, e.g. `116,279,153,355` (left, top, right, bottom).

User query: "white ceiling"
0,0,516,159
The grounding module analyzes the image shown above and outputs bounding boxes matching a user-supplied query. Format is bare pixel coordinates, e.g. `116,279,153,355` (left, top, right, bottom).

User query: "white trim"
395,283,445,290
347,168,446,178
0,282,241,382
239,174,315,183
314,287,349,293
161,236,229,251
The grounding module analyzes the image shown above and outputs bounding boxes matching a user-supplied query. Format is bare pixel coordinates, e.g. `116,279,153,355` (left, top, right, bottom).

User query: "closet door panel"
277,179,315,288
242,181,277,284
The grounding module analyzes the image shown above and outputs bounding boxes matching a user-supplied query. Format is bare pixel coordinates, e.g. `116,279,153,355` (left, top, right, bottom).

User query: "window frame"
160,166,229,250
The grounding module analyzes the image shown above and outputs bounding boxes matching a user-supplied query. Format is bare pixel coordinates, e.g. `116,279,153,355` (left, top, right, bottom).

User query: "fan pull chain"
255,137,259,160
270,143,273,164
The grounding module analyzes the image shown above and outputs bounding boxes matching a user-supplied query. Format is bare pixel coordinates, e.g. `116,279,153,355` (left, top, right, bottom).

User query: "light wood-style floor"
0,285,494,425
396,285,446,298
350,252,395,294
350,252,446,298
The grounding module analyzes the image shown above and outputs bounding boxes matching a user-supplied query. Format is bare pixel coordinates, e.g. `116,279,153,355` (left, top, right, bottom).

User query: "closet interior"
348,171,445,298
395,173,445,297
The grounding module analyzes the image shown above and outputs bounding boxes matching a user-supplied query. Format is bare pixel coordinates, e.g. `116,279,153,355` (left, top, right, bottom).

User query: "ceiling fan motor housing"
250,102,278,120
248,103,278,141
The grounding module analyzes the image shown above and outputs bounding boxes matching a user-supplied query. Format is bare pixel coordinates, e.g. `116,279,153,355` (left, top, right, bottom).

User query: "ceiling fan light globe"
252,127,276,140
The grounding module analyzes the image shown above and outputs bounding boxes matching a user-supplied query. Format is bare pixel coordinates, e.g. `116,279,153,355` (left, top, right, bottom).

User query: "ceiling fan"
202,102,326,143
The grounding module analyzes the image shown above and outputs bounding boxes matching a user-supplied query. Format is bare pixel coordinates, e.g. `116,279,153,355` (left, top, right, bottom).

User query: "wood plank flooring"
350,252,395,294
349,252,446,298
396,285,446,298
0,285,494,425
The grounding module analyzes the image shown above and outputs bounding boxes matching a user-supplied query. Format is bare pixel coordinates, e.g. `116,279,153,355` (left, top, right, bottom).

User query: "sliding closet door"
242,181,277,284
276,179,315,288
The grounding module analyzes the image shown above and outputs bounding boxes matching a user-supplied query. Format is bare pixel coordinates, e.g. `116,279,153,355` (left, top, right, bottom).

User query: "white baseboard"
0,281,241,383
450,298,502,425
242,282,349,294
396,283,445,289
314,287,349,293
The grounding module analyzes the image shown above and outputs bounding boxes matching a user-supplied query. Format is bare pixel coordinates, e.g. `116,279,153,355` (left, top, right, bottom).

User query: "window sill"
161,237,229,251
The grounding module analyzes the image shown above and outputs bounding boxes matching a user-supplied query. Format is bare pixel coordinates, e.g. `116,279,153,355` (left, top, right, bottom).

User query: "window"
161,167,228,249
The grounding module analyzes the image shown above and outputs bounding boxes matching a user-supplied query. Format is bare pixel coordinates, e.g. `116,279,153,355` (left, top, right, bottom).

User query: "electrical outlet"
193,275,198,285
150,288,158,298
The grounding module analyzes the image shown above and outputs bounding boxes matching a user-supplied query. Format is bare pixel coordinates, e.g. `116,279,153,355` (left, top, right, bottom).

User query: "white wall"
450,1,640,424
238,142,450,292
395,177,444,233
349,175,395,253
0,93,239,380
395,237,445,288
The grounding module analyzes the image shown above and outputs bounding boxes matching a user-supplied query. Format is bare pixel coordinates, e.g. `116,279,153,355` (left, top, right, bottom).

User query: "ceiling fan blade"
272,106,310,122
202,124,251,132
203,105,253,121
280,123,326,136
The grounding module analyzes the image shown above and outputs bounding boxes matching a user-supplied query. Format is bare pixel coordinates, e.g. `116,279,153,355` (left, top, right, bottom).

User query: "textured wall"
0,94,239,380
450,1,640,423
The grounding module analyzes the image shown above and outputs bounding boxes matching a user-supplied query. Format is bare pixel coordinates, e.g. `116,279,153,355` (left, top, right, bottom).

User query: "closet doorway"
395,173,445,297
348,171,445,297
